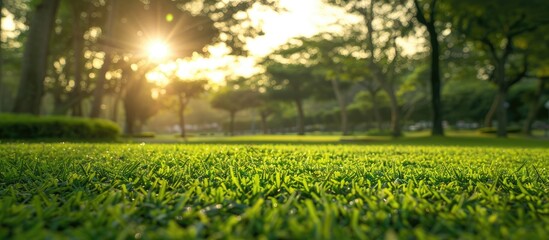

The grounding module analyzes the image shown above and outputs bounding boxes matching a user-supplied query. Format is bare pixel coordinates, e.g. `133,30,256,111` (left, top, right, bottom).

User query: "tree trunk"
414,0,444,136
484,93,500,128
493,60,508,138
426,24,444,136
295,99,305,135
90,0,118,118
70,1,84,117
522,78,546,135
387,90,402,137
124,109,135,136
111,93,122,122
495,87,507,138
260,113,269,134
12,0,60,114
331,79,349,135
178,95,187,139
229,111,236,136
370,90,383,131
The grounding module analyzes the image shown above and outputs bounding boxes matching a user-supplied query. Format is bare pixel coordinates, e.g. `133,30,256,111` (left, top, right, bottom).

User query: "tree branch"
413,0,428,25
505,54,528,89
480,37,500,62
429,0,438,22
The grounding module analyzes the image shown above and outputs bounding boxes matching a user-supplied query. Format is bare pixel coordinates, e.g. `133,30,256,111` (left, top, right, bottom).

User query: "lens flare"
147,40,169,61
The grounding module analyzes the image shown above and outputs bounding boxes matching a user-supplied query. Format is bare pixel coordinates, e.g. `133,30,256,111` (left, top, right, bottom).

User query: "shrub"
0,114,120,140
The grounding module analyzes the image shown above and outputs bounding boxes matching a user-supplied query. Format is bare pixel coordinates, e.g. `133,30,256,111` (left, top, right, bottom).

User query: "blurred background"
1,0,548,139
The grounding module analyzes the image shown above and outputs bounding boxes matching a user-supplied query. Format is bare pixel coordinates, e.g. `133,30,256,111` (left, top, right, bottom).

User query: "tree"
90,0,279,118
122,67,159,136
324,0,412,137
413,0,444,136
257,100,282,134
306,35,358,135
90,0,118,118
42,0,105,116
12,0,60,114
211,87,261,136
453,0,549,137
165,79,208,138
263,62,319,135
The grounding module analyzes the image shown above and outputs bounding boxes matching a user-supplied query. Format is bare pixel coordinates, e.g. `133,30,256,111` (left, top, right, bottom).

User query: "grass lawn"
0,136,548,239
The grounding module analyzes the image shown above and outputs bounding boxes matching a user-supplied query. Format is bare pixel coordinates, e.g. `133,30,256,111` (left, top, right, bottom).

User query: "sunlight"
147,40,170,61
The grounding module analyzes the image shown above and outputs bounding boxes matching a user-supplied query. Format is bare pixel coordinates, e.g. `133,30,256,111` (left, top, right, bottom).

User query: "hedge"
0,114,120,140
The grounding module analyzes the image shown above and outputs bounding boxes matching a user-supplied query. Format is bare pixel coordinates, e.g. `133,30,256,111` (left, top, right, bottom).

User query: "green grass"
1,141,548,239
138,131,549,148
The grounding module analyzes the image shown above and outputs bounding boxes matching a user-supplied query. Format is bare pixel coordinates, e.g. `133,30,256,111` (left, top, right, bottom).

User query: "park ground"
0,132,548,239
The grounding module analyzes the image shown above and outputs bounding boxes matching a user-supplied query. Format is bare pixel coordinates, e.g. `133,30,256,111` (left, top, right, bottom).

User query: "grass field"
1,138,548,239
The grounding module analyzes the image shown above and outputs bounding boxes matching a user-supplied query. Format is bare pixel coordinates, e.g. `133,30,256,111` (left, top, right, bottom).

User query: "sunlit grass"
134,131,548,148
1,143,548,238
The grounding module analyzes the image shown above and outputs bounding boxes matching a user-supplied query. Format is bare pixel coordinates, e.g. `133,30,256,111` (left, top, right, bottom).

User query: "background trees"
211,87,261,136
452,0,549,137
12,0,60,114
165,79,207,138
1,0,548,138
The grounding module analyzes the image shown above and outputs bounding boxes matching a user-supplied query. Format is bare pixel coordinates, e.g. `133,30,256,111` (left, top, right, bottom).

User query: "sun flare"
147,40,170,61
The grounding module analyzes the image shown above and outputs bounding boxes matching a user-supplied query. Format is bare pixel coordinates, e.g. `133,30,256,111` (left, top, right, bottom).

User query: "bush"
0,114,120,140
478,127,521,134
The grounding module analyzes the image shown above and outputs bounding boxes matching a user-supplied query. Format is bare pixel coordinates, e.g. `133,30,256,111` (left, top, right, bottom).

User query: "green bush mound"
0,114,120,139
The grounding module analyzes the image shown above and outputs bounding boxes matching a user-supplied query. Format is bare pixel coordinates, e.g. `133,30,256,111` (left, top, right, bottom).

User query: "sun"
147,40,170,61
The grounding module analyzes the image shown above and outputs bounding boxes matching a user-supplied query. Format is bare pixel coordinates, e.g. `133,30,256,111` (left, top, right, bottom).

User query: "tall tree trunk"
295,99,305,135
522,77,546,135
494,61,508,138
331,79,349,135
229,111,236,136
12,0,60,114
414,0,444,136
178,95,187,138
426,24,444,136
494,57,509,138
90,0,118,118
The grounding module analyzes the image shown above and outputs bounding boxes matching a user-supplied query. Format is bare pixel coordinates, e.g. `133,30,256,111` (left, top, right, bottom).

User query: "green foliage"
166,80,208,100
0,143,548,239
0,114,120,139
211,87,261,113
